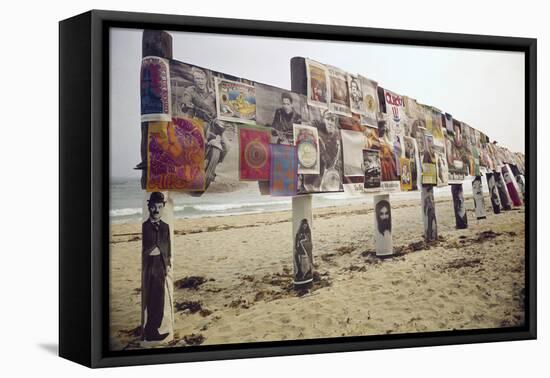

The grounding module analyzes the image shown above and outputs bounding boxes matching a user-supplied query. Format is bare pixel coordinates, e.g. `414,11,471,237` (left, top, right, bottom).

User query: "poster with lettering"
294,124,320,175
238,126,271,181
306,59,329,109
359,75,379,127
328,66,352,116
215,78,256,124
383,89,405,140
141,56,171,122
270,144,298,196
146,118,205,191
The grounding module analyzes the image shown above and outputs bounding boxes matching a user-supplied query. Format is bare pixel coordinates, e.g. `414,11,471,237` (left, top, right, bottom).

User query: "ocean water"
109,177,471,224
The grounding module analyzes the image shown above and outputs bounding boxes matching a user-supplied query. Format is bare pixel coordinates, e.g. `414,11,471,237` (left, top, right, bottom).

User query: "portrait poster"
486,172,502,214
447,121,467,183
379,140,400,192
341,129,366,177
146,118,205,192
140,191,175,346
363,149,381,191
298,107,343,194
255,83,307,145
430,108,446,148
294,124,321,175
141,56,172,122
270,144,298,196
292,196,314,286
306,58,329,108
328,65,352,116
338,113,364,132
373,194,393,256
495,171,513,210
215,78,256,124
400,157,412,191
451,184,468,229
359,75,379,127
348,74,366,115
238,125,271,181
403,136,420,191
472,176,487,219
435,149,449,187
422,186,438,242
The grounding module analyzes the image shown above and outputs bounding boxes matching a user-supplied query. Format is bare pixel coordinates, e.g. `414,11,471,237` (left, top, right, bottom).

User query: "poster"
270,144,298,196
255,83,307,145
328,66,352,116
451,184,468,229
502,164,522,206
486,172,501,214
400,157,412,191
472,176,487,219
215,78,257,124
422,186,438,242
403,136,420,191
364,125,381,150
238,126,271,181
359,75,379,127
373,194,393,256
292,195,314,286
146,118,205,192
141,56,171,122
140,191,174,345
341,129,366,177
495,171,512,210
435,149,449,187
306,59,329,108
294,124,321,175
348,74,366,115
363,149,381,191
298,107,343,194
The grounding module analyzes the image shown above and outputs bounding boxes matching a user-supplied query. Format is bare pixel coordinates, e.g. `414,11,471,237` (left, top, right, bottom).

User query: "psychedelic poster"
359,75,379,127
270,144,298,196
215,78,256,124
363,149,381,191
298,107,343,194
328,66,351,116
379,140,400,192
141,56,171,122
294,124,321,175
306,59,329,108
147,118,205,191
238,126,271,181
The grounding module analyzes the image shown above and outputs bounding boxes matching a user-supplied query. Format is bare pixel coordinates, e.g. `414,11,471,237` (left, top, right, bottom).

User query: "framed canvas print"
59,10,536,368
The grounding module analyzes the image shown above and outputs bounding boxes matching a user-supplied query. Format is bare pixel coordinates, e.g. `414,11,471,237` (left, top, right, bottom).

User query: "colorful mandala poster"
238,126,271,181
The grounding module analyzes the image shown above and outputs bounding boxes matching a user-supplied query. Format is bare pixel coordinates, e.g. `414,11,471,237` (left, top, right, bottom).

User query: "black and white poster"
363,149,381,191
373,194,393,256
472,176,487,219
422,186,438,242
451,184,468,229
292,195,314,286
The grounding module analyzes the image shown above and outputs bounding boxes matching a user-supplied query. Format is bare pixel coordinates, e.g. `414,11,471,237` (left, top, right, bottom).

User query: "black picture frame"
59,9,537,368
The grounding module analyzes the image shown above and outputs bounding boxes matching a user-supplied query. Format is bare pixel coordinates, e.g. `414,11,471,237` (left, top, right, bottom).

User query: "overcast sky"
110,27,524,178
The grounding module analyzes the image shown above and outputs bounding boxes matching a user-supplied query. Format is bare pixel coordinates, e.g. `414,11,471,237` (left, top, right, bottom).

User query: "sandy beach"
109,193,525,351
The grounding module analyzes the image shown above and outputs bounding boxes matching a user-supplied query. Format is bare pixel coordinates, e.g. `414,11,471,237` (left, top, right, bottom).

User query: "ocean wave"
191,200,290,212
110,207,142,217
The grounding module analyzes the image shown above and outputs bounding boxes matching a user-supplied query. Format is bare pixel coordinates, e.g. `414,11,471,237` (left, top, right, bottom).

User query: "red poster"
239,126,271,181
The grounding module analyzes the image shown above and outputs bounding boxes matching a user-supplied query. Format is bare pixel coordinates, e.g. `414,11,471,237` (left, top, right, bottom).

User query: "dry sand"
109,194,525,350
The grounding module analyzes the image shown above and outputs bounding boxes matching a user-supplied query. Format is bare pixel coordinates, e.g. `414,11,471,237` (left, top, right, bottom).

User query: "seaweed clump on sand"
175,276,207,290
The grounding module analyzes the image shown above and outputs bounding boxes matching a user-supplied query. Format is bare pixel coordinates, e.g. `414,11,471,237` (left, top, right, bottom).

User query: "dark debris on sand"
118,325,141,338
184,333,205,346
175,276,208,290
175,300,213,317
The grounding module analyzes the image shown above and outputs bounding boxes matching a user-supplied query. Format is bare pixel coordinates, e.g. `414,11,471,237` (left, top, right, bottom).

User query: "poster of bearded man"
373,194,393,257
451,184,468,229
472,176,487,219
